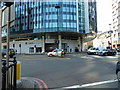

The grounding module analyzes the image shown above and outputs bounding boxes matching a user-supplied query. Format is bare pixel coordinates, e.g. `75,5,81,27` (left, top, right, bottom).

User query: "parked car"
116,61,120,81
117,47,120,52
87,48,97,55
47,49,65,57
95,47,105,55
98,49,116,56
2,49,16,58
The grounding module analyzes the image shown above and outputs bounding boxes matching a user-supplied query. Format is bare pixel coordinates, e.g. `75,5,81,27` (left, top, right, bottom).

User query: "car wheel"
49,54,52,57
104,53,107,56
61,54,64,58
117,71,120,82
99,53,102,56
113,53,116,56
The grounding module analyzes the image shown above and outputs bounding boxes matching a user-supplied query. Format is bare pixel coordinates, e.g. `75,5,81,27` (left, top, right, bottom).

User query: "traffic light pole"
6,6,10,88
0,8,2,89
0,2,14,88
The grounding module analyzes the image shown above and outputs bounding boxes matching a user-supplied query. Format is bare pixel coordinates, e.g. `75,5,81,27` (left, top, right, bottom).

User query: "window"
46,23,48,28
53,15,57,19
63,22,66,27
13,44,15,48
53,22,57,27
49,15,53,19
66,7,69,12
45,15,49,20
63,15,66,19
67,23,70,27
67,15,70,20
29,47,34,53
46,8,48,12
49,23,53,27
63,7,66,12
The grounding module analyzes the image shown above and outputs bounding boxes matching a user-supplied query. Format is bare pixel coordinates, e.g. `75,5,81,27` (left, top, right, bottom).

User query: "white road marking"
59,79,118,89
80,79,118,88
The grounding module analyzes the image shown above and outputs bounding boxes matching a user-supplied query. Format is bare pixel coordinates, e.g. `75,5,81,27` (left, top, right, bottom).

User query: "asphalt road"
16,53,119,89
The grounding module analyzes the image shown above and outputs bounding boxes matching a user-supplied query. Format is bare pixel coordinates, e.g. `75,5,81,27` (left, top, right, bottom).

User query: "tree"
88,45,93,49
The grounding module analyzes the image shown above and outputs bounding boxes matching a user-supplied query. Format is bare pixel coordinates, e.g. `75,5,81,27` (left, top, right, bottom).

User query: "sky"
96,0,112,33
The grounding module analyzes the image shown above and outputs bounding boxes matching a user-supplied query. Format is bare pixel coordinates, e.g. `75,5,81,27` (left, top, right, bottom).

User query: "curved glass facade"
7,1,97,35
78,1,85,33
14,2,77,34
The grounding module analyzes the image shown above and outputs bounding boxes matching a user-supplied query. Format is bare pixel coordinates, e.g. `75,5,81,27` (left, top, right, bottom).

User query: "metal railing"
1,57,17,90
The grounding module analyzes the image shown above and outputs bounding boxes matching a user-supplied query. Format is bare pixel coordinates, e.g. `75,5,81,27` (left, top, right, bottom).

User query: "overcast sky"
96,0,112,33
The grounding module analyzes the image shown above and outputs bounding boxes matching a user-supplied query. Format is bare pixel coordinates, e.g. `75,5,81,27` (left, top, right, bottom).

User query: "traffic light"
19,44,21,48
4,2,14,7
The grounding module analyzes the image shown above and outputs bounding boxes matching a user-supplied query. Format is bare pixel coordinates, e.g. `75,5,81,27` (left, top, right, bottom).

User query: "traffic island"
17,78,41,89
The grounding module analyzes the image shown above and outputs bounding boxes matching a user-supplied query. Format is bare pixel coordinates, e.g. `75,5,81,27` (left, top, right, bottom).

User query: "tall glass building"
13,2,77,34
12,0,97,34
1,0,97,53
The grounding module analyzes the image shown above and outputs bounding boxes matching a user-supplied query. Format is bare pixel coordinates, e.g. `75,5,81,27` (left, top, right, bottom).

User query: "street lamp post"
55,6,60,49
0,7,2,89
55,5,60,32
6,6,11,87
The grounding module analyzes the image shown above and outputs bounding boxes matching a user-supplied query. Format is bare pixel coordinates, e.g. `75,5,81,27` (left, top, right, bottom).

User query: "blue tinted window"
66,7,69,12
74,15,76,20
45,15,48,20
63,7,66,12
67,15,70,20
63,15,66,19
49,15,53,19
39,23,42,28
46,23,48,28
49,23,52,27
63,22,66,27
46,8,48,12
39,16,41,20
53,22,57,27
74,23,76,28
53,15,57,19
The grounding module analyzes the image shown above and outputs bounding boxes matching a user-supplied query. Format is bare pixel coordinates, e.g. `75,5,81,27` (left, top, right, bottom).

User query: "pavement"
17,77,48,89
17,79,35,89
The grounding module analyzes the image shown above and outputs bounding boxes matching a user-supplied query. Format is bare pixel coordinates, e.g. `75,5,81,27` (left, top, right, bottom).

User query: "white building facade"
112,0,120,47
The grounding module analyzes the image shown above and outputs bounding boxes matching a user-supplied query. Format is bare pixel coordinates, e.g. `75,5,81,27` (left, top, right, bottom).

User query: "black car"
2,49,16,58
117,47,120,52
116,61,120,81
98,49,116,56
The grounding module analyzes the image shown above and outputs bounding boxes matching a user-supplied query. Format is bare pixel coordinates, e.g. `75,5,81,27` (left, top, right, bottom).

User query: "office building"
1,0,97,53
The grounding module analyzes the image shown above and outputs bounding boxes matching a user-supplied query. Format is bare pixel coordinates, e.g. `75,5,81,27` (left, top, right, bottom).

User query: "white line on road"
59,79,118,89
80,79,118,88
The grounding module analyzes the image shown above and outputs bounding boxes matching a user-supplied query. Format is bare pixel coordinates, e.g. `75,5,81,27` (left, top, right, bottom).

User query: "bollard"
16,61,21,84
2,61,7,89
